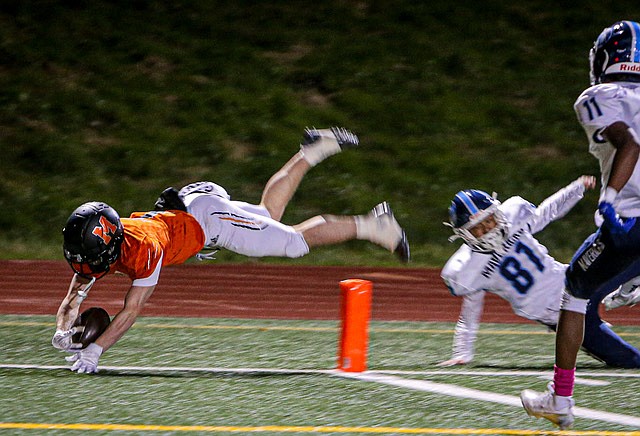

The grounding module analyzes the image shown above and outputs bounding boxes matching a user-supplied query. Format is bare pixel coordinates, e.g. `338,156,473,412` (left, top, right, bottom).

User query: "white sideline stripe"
536,374,610,386
3,364,640,426
374,369,640,384
0,363,335,374
373,369,640,377
1,363,639,379
0,363,640,386
335,372,640,428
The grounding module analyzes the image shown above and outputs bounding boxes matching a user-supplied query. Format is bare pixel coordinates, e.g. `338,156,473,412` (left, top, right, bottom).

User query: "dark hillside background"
2,1,638,265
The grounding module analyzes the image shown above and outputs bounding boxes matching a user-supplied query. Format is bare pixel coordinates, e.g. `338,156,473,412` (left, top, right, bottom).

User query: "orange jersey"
111,210,205,281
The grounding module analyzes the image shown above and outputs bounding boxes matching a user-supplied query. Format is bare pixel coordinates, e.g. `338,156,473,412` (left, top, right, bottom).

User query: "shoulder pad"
500,196,535,228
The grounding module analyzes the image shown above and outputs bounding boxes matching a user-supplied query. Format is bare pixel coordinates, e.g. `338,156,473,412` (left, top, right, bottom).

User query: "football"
72,307,111,348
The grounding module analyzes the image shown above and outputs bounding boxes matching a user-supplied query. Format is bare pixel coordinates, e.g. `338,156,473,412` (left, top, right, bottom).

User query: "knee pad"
561,290,588,314
565,284,594,300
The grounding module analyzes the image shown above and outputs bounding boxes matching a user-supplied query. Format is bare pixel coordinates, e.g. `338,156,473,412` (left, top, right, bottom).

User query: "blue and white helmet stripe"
627,20,640,62
591,20,640,84
449,189,498,229
455,191,480,216
601,21,640,78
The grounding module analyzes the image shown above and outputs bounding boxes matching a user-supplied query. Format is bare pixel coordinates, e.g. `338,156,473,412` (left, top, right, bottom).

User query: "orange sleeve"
111,211,205,281
111,220,164,280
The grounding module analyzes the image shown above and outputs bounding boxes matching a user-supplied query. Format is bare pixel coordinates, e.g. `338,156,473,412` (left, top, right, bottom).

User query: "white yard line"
2,363,639,378
2,363,639,427
373,369,640,378
0,363,335,374
334,371,640,428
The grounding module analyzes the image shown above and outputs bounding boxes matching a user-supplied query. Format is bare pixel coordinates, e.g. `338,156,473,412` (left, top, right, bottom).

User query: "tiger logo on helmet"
62,201,124,279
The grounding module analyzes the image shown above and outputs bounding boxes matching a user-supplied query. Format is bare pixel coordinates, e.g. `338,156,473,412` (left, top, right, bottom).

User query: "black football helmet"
446,189,508,253
62,202,124,279
590,20,640,85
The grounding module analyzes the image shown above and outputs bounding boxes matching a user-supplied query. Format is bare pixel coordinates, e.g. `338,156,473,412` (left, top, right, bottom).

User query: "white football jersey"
574,82,640,217
441,180,587,361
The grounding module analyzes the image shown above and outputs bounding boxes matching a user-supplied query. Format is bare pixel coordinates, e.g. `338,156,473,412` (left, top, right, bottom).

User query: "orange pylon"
337,279,372,372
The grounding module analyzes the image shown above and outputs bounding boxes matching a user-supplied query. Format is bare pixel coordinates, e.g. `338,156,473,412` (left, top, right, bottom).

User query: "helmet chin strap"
442,222,462,243
77,277,96,304
473,227,506,253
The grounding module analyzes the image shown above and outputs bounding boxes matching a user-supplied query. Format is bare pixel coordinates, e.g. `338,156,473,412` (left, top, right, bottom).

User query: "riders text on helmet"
590,20,640,85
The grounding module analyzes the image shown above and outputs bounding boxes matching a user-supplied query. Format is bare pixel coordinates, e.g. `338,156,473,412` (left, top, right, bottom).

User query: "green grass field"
5,3,640,433
3,1,640,266
2,315,640,435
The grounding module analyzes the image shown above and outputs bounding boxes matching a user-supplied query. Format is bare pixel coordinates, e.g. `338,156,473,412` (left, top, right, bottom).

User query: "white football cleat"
521,383,574,430
356,202,410,263
603,285,640,310
300,127,359,166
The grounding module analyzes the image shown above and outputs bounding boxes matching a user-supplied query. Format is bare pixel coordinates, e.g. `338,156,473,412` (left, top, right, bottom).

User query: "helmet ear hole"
591,49,609,85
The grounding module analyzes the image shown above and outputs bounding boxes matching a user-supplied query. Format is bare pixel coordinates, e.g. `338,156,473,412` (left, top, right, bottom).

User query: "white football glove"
67,343,103,374
51,327,84,351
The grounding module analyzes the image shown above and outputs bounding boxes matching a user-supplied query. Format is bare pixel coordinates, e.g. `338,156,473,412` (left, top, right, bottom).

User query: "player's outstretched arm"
67,284,156,374
94,284,156,353
528,175,597,235
437,292,484,366
576,175,596,190
602,121,640,193
52,274,96,351
55,274,95,330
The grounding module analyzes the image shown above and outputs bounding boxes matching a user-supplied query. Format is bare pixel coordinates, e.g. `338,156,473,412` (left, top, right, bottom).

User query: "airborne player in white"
440,177,640,368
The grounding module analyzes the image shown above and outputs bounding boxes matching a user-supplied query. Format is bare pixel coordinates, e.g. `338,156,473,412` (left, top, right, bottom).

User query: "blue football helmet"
590,20,640,85
446,189,508,253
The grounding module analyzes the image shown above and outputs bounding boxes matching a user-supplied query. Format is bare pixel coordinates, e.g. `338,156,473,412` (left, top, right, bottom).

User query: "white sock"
300,137,341,166
355,214,400,251
355,215,375,241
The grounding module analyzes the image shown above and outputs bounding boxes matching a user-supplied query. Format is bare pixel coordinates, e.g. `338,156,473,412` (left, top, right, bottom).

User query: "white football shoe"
356,202,410,263
300,127,359,166
603,285,640,310
521,383,574,430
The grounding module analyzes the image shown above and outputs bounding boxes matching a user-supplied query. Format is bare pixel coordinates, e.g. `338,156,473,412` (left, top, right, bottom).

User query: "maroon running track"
0,260,638,325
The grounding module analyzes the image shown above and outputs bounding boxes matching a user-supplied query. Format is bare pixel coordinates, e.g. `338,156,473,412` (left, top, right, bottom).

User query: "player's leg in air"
183,127,409,262
259,127,359,221
257,127,408,260
294,201,409,261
